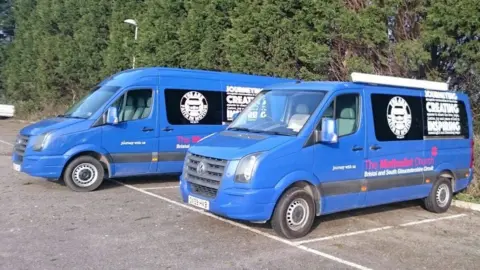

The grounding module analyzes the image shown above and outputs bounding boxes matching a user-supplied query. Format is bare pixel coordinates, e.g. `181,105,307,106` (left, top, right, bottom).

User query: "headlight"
235,152,263,183
32,132,52,151
182,152,192,176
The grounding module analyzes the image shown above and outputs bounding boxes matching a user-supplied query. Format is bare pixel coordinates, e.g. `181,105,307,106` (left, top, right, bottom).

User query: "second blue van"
12,67,294,192
180,73,474,239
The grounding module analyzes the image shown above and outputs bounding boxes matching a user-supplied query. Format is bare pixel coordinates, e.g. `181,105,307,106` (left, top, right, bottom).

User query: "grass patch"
455,192,480,204
455,135,480,203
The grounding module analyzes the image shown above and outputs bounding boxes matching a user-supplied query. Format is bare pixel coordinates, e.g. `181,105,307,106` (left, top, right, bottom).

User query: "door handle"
370,145,382,151
162,126,174,132
352,146,364,151
142,127,154,132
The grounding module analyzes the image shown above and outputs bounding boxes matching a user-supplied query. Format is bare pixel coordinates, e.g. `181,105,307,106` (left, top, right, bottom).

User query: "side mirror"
232,112,240,121
106,107,119,125
316,118,338,144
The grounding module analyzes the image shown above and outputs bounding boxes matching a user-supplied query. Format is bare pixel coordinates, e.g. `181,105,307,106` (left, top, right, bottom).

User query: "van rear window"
422,91,469,138
370,92,470,142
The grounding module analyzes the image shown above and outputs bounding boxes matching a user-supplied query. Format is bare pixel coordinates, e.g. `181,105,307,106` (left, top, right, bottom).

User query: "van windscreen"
62,85,120,119
228,90,326,136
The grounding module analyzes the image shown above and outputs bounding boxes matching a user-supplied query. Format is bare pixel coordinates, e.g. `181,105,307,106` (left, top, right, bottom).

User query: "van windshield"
62,85,120,119
228,90,326,136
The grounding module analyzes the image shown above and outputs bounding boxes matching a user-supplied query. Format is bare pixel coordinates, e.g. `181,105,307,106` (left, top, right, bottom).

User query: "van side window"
318,94,360,137
114,89,153,122
371,93,423,141
165,89,223,125
335,94,360,136
422,97,470,139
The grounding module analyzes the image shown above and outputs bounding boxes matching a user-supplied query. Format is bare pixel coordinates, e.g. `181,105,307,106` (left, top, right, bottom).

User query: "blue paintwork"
12,67,294,180
180,80,474,222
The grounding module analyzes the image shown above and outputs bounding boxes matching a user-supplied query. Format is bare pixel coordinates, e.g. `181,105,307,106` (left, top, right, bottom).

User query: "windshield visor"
228,90,326,136
63,85,120,119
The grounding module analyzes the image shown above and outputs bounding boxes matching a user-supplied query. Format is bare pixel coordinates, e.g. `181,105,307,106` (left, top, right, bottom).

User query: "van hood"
189,130,294,160
20,117,86,136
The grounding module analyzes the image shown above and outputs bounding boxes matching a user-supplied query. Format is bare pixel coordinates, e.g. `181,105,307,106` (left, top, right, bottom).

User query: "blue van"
180,73,474,239
11,67,294,192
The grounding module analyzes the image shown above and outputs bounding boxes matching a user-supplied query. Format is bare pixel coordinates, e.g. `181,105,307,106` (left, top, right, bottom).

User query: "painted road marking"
0,139,13,146
295,213,468,245
111,180,372,270
399,213,468,227
295,226,394,245
142,185,180,190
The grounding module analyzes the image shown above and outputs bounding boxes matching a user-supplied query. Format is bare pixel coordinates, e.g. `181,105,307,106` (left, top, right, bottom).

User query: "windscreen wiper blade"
60,114,86,119
228,127,251,132
260,130,289,136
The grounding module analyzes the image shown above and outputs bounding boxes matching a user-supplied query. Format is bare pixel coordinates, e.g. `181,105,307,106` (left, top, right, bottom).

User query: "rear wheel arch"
424,170,455,213
438,169,455,191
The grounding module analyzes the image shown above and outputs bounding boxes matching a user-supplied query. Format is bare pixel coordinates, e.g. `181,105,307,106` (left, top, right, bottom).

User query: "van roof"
266,81,356,92
101,67,294,86
266,79,467,97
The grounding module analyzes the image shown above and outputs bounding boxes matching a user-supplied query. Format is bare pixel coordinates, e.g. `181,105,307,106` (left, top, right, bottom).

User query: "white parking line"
142,185,179,190
295,226,394,245
0,139,13,146
111,180,372,270
399,213,468,227
294,213,468,245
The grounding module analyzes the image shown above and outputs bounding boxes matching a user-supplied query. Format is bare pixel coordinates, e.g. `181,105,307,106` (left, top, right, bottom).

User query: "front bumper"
12,153,66,179
180,175,276,222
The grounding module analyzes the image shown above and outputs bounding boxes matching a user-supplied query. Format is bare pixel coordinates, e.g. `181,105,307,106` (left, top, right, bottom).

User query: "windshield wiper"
57,114,86,119
251,130,294,136
259,130,290,136
228,127,252,132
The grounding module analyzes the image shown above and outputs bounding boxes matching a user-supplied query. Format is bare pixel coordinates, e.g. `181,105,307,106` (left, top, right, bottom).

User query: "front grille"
185,153,227,198
14,134,30,163
189,183,218,198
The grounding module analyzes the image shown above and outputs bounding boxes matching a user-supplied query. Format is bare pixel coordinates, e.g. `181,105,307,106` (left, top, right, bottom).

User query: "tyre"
63,156,105,192
424,177,452,213
271,186,316,239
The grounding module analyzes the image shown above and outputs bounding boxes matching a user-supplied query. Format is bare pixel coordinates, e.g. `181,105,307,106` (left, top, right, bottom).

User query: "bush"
455,135,480,202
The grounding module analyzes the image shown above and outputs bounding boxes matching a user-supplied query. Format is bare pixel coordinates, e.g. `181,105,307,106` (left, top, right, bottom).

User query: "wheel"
63,156,105,192
271,186,316,239
424,177,452,213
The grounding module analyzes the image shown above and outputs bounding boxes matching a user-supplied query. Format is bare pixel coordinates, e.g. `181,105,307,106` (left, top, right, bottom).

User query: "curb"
452,199,480,212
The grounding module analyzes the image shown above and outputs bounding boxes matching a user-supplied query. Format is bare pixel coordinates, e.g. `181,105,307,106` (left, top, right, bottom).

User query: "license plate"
188,195,210,210
13,163,21,172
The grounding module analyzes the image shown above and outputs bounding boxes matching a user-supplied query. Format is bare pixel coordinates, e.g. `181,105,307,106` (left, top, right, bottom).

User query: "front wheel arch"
61,151,111,180
276,180,322,217
62,155,106,192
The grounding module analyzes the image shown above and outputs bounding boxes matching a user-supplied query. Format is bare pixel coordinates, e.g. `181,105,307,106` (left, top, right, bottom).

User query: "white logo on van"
180,91,208,124
387,96,412,139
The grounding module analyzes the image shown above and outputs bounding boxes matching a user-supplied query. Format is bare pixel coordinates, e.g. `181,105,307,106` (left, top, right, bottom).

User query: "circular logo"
387,96,412,139
197,161,207,175
180,91,208,124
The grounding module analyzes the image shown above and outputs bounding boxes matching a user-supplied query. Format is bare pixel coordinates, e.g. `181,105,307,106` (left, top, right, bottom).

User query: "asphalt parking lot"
1,120,480,270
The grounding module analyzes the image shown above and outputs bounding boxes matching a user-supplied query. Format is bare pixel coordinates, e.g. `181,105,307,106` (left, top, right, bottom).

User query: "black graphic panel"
165,89,223,125
371,94,424,141
422,90,469,138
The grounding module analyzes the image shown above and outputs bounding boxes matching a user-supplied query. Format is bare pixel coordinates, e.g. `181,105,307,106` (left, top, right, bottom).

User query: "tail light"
470,139,474,169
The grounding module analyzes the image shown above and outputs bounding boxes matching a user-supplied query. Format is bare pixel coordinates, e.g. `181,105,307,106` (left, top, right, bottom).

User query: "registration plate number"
13,163,21,172
188,195,209,210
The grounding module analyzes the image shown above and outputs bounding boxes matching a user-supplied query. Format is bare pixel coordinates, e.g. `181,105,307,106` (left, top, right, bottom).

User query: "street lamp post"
124,19,138,69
